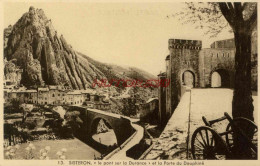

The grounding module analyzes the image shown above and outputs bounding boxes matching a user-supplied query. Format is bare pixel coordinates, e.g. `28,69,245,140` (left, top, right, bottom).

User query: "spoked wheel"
191,126,230,160
226,117,258,159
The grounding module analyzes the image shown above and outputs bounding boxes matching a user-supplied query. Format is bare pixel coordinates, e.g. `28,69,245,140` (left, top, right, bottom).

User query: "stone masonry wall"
165,56,171,122
199,48,235,88
167,39,201,117
158,34,257,128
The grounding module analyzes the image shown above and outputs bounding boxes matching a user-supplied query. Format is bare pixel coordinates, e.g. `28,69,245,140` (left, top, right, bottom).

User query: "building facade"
158,36,258,127
4,85,111,110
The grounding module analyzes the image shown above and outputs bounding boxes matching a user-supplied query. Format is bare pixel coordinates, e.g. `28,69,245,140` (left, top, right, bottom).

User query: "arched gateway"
182,70,195,88
211,69,230,88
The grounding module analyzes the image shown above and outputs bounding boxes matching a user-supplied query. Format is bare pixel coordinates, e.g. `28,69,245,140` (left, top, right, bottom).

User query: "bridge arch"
90,117,118,145
87,113,134,146
64,106,135,148
210,69,230,88
181,70,196,88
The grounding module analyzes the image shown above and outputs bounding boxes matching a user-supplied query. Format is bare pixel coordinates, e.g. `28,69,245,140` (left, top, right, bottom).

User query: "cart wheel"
226,117,258,158
191,126,230,160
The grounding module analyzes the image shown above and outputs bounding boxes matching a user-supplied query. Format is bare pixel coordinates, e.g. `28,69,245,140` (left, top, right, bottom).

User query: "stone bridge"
65,106,135,146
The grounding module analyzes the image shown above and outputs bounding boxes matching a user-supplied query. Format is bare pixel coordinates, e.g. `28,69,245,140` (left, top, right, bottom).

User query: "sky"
3,2,233,76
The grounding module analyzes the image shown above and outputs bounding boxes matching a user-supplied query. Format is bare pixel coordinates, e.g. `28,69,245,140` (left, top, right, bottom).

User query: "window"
52,94,55,97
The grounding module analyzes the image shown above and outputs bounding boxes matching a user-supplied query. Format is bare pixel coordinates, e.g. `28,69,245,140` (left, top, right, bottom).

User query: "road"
109,123,144,160
144,88,258,160
189,89,258,137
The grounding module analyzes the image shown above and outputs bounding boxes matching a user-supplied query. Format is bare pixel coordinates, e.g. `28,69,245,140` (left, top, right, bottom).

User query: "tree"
122,98,137,117
64,111,83,132
218,3,256,121
173,2,257,159
20,103,34,122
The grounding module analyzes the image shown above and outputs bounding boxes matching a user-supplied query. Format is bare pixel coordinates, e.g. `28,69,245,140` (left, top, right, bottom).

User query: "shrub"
64,111,83,132
21,121,37,130
5,144,68,160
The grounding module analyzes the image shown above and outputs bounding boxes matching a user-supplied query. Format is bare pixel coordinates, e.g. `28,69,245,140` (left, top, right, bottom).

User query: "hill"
4,6,156,91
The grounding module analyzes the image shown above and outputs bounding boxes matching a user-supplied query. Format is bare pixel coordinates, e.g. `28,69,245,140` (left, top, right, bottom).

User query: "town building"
136,98,159,124
38,87,50,105
88,94,111,110
24,89,37,104
48,86,66,105
81,89,95,103
85,101,95,108
157,72,167,127
4,80,16,90
4,87,27,105
66,90,84,106
4,85,111,111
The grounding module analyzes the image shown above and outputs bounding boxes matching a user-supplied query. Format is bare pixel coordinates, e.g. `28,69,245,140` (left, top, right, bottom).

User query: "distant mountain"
77,52,157,81
4,6,156,90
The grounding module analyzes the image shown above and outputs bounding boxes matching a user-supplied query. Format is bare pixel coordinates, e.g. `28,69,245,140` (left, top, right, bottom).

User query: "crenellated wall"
168,39,202,50
158,36,257,128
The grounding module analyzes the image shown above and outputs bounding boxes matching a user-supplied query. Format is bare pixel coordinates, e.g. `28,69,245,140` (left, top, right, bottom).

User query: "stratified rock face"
4,6,106,89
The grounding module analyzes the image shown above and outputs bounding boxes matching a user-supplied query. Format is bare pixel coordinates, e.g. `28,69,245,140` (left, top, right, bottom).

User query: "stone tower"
157,72,166,127
166,39,202,117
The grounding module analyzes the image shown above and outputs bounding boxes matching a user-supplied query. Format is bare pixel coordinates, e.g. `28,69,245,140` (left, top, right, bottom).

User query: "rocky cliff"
4,7,155,90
